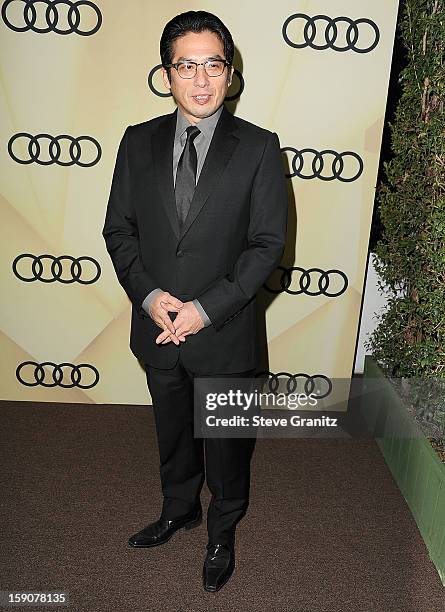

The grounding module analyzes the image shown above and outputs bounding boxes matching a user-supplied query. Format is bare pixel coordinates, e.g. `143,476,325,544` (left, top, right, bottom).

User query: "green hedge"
365,0,445,440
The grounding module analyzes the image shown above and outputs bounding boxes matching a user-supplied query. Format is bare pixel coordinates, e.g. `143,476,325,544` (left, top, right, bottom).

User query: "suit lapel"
151,105,239,243
151,109,180,239
179,106,239,242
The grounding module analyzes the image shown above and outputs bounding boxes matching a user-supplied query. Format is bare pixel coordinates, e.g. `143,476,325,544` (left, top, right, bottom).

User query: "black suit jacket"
102,105,288,374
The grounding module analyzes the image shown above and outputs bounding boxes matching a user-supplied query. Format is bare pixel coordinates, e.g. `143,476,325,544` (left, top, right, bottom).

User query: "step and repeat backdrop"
0,1,399,404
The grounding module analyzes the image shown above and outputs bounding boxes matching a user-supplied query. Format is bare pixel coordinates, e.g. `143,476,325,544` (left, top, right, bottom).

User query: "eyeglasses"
164,59,230,79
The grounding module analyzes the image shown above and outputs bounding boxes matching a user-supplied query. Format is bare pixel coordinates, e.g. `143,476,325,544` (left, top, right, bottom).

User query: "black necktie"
175,125,200,228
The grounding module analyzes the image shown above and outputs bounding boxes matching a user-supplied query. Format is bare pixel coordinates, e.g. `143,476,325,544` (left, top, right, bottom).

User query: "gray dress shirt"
141,105,224,327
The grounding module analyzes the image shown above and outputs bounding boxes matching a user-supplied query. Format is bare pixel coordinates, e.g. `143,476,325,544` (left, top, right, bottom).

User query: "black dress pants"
144,351,257,548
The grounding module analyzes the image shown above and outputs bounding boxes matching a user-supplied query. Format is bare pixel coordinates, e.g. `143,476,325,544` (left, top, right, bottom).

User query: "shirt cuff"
142,288,163,316
193,298,211,327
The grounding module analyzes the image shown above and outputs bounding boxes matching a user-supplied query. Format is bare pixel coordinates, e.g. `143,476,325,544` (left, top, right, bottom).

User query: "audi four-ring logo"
2,0,102,35
264,266,348,297
8,133,101,166
255,371,332,399
147,64,245,101
281,147,363,182
282,13,380,53
16,361,99,388
13,254,101,284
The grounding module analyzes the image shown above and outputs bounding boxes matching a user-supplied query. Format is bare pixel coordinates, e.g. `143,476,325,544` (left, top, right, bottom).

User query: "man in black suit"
103,10,287,592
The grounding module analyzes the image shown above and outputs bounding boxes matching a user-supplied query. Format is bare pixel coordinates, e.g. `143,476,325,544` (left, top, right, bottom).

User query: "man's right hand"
149,291,185,346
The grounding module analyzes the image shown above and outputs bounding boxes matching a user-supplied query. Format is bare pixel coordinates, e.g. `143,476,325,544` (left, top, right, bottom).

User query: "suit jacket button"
176,250,184,257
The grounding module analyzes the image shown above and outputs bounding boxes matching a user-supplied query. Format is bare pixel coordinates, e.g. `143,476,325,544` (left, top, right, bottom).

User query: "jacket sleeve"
196,131,288,332
102,126,158,318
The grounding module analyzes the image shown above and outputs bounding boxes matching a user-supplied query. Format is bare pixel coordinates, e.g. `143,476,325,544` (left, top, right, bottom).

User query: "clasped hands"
149,291,204,345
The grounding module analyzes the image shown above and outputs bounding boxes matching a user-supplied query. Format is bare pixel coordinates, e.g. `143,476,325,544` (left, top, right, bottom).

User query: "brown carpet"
1,399,444,612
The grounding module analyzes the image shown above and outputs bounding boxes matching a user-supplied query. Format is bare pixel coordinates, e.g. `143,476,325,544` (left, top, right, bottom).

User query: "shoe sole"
128,514,202,548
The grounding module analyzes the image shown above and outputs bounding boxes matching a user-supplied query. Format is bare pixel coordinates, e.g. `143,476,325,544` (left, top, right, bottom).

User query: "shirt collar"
175,104,224,141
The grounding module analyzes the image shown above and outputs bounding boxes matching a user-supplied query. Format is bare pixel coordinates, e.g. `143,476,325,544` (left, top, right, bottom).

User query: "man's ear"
161,66,171,91
227,65,234,86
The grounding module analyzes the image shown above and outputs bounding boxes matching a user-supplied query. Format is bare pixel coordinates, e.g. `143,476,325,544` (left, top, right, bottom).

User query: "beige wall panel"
0,1,399,403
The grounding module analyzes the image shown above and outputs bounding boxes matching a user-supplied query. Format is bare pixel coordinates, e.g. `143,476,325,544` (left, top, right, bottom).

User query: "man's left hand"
155,301,204,344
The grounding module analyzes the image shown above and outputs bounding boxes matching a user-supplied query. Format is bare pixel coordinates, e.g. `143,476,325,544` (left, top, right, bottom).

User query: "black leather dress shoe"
128,506,202,548
202,543,235,592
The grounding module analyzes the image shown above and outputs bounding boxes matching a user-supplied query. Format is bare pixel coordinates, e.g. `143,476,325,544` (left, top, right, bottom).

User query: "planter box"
362,355,445,586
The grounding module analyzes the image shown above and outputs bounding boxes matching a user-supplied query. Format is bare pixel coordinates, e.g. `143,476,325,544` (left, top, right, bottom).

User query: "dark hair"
160,11,234,80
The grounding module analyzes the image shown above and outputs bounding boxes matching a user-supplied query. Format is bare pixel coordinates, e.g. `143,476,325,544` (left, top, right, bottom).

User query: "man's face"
162,30,234,124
